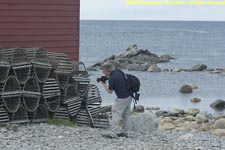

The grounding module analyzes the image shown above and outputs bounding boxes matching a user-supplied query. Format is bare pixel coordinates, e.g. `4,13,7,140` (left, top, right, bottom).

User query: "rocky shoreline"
88,45,174,71
146,64,225,75
88,45,225,76
0,104,225,150
100,105,225,137
0,120,224,150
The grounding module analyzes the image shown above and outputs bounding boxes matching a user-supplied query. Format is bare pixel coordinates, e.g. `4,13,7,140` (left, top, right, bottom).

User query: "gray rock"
184,115,196,121
169,108,185,116
180,85,193,93
215,68,224,71
212,129,225,137
133,105,145,113
186,108,200,116
105,55,116,61
191,97,201,103
210,99,225,110
192,64,207,71
214,70,222,74
130,112,158,132
159,54,174,63
155,111,169,117
213,113,225,120
127,64,149,71
213,118,225,129
147,64,161,72
196,112,208,123
126,45,138,51
88,45,168,71
146,107,160,111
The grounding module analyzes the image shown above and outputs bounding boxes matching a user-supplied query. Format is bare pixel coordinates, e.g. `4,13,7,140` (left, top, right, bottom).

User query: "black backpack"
118,70,141,105
126,74,140,93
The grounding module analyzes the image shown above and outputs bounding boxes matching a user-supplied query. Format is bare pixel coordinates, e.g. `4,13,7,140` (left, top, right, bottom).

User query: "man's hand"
100,81,113,94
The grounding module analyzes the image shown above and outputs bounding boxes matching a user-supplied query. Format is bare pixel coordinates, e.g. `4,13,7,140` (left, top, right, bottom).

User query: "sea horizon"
81,19,225,22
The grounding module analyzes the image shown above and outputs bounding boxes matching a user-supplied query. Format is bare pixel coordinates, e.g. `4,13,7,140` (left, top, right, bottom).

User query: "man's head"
101,61,115,76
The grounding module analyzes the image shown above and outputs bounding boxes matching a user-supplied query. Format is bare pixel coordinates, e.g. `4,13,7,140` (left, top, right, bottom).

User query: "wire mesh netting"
0,48,109,128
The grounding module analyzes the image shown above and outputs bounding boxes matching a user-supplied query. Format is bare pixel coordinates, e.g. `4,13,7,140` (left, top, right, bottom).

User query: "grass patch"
46,118,75,127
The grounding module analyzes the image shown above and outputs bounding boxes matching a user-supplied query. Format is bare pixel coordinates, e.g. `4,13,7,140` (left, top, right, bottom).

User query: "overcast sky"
80,0,225,21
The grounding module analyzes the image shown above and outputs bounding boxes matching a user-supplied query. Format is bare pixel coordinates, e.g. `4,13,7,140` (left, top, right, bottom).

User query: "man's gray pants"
110,96,132,134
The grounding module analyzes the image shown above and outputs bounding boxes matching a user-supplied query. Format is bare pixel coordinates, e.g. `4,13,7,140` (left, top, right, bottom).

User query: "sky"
80,0,225,21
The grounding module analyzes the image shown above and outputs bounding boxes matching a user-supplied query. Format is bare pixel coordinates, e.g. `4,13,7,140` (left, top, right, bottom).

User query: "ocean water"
80,20,225,113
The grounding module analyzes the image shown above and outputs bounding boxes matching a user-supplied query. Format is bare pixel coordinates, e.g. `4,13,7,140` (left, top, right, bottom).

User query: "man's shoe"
102,132,118,139
117,133,128,138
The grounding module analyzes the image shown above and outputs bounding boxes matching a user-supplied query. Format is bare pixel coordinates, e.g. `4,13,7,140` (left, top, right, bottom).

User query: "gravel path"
0,124,224,150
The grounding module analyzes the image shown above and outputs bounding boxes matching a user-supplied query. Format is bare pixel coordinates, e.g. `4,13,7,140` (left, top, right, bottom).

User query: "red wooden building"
0,0,80,61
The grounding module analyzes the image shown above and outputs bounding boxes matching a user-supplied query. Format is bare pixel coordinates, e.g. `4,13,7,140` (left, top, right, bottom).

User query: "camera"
97,76,108,83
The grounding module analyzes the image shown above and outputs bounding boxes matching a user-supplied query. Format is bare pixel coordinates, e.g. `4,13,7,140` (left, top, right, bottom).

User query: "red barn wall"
0,0,80,61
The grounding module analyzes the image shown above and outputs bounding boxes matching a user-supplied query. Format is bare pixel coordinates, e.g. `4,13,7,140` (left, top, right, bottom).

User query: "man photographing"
99,61,132,138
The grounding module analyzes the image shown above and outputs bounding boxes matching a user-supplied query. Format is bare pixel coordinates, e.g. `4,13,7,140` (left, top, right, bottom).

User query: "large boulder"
192,64,207,71
180,85,193,93
196,112,208,124
186,108,200,116
213,118,225,129
184,115,196,121
88,45,168,71
147,64,161,72
133,105,145,113
210,99,225,110
130,112,158,132
169,108,185,116
127,63,149,71
212,129,225,137
159,54,174,63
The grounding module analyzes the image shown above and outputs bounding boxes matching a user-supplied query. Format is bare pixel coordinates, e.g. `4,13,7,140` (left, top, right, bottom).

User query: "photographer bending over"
99,62,132,138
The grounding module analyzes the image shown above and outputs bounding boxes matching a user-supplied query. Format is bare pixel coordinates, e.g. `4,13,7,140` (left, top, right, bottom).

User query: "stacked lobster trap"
0,48,109,128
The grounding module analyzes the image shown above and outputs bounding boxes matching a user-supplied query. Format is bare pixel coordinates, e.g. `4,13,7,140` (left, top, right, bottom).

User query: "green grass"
46,118,75,127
